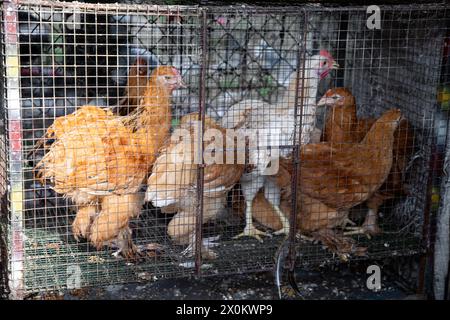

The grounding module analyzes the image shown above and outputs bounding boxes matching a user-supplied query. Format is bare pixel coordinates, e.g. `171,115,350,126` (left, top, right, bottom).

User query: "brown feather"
35,66,181,254
147,114,244,257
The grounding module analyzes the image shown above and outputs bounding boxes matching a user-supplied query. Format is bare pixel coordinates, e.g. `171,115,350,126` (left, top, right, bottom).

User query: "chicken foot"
311,229,367,262
344,195,384,238
271,204,290,236
110,227,164,261
343,209,380,239
110,227,139,260
181,234,220,260
233,200,271,242
168,210,220,259
89,193,144,251
72,204,99,240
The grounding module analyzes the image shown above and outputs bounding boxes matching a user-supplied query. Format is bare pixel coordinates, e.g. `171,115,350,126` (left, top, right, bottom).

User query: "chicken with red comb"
222,50,339,241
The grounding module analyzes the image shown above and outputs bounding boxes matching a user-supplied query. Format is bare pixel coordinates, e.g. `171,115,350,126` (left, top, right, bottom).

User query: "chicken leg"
264,178,290,236
344,194,384,238
168,208,220,260
72,204,98,240
344,209,380,238
233,200,272,242
111,227,139,260
89,193,144,251
180,233,220,260
271,204,290,236
234,173,271,242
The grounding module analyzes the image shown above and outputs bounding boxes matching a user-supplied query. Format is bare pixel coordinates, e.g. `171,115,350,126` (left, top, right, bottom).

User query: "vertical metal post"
286,9,309,272
433,30,450,301
195,8,208,275
418,144,438,296
434,139,450,299
3,0,25,299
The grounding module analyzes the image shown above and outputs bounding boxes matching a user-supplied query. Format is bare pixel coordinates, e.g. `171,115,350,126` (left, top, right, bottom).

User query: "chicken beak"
317,96,335,107
177,76,187,89
331,61,340,69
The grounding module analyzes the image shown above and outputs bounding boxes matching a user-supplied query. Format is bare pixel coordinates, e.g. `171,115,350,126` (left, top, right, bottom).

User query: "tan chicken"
317,88,414,236
241,109,403,259
29,59,150,158
146,113,244,259
35,66,185,258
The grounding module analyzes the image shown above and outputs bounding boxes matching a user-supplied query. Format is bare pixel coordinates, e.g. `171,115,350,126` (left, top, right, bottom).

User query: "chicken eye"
165,76,171,80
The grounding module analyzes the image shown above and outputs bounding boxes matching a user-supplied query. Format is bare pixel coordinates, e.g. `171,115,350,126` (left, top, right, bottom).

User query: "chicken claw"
109,226,164,261
72,205,97,241
112,243,165,261
234,200,271,242
343,209,381,239
233,223,271,243
343,225,381,239
312,229,367,261
112,244,140,261
296,233,315,242
181,235,220,260
342,217,356,227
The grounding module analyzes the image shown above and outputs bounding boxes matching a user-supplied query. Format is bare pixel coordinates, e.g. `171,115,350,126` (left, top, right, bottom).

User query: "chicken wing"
146,114,244,259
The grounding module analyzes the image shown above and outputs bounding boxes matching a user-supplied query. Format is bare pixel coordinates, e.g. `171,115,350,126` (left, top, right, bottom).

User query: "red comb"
319,49,333,59
171,67,180,75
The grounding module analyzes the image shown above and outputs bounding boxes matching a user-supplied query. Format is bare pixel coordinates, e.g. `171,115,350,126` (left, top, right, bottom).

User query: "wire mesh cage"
0,1,449,298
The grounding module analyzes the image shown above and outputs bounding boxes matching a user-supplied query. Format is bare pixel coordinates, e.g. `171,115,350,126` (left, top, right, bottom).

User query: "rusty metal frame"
0,0,446,296
194,7,208,275
3,0,24,300
286,8,309,273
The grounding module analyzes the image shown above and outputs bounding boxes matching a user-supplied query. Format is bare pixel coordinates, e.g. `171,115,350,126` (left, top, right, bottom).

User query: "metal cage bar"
194,8,208,274
3,0,24,300
286,7,308,273
434,33,450,300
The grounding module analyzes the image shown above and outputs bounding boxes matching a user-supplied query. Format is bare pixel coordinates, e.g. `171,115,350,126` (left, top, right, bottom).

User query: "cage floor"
21,217,423,293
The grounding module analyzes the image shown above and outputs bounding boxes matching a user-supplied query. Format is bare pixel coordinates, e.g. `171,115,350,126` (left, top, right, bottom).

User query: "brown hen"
245,109,403,259
318,88,414,236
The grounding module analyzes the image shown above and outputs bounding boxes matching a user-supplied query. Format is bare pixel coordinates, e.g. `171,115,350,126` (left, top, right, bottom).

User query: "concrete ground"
32,262,422,300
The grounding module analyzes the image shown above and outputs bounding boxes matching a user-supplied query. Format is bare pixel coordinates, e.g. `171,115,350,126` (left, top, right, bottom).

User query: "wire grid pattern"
343,8,443,240
0,1,448,295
